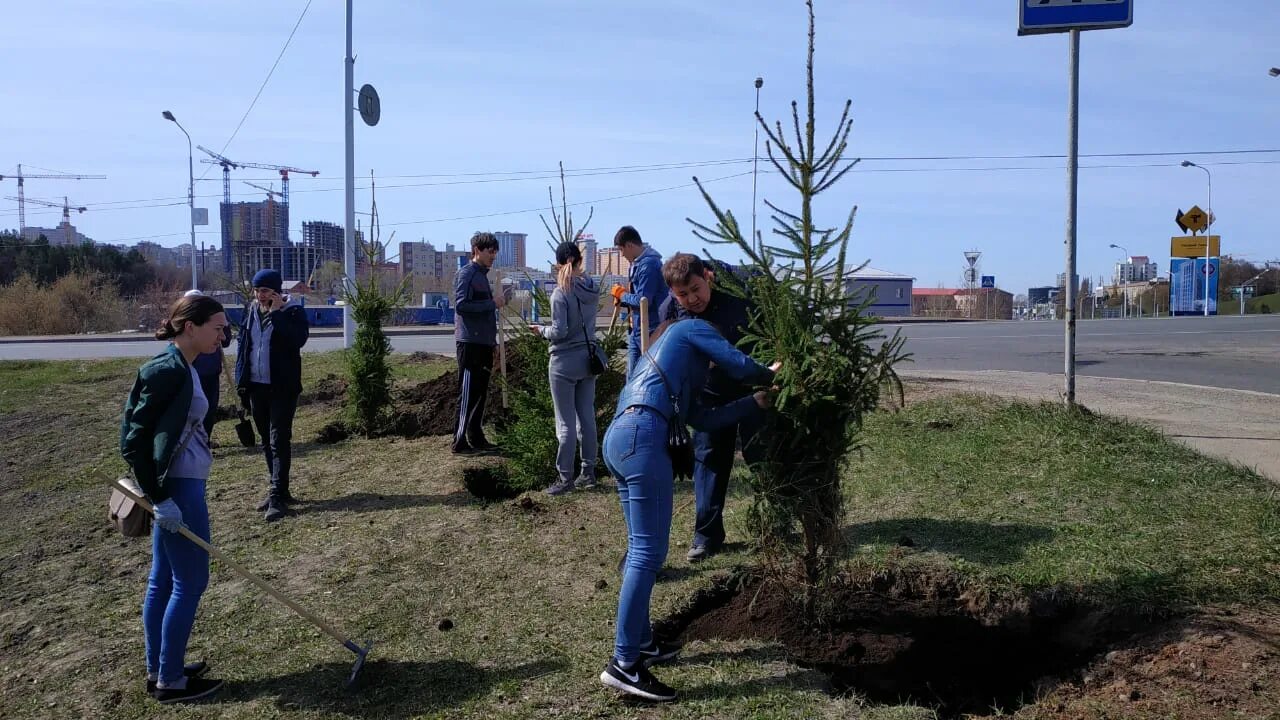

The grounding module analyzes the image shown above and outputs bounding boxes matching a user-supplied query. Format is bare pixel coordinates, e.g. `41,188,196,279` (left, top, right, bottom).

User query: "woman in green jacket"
120,294,228,704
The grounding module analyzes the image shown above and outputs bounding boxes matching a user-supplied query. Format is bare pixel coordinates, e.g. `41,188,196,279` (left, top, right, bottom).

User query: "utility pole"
343,0,357,348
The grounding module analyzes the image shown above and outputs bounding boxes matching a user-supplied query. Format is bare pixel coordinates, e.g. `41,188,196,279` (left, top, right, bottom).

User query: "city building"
223,200,278,280
399,240,470,279
492,231,527,270
21,221,92,246
1114,255,1158,284
595,247,631,277
135,241,181,267
913,287,1013,320
843,267,914,317
577,233,597,275
298,221,345,279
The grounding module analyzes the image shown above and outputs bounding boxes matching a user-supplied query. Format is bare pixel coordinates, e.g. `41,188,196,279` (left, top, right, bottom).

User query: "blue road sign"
981,275,996,289
1019,0,1133,36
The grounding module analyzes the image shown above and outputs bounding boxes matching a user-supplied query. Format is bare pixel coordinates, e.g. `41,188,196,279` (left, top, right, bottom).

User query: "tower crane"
0,164,105,234
4,195,88,244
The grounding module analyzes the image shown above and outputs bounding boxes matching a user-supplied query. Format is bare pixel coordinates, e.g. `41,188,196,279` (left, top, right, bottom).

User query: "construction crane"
5,195,87,245
0,164,105,234
233,161,318,279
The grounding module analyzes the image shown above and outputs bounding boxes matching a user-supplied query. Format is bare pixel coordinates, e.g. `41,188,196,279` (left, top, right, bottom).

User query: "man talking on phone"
234,268,310,522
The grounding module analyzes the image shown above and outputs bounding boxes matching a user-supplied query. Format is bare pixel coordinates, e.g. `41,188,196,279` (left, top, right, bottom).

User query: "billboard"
1169,257,1219,315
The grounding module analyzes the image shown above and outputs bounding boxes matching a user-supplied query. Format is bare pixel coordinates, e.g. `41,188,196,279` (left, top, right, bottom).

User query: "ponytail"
556,262,577,293
155,319,181,340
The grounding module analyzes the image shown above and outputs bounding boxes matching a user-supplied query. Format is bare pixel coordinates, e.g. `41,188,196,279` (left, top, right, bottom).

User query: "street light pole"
162,111,198,291
751,76,763,257
1181,161,1212,317
1108,242,1128,318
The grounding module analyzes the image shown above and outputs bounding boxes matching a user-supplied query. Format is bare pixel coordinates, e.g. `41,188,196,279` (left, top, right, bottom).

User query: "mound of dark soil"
298,373,348,407
658,568,1153,719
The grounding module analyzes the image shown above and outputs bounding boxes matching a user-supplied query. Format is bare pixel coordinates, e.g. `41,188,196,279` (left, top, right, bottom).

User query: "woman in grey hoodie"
532,241,604,496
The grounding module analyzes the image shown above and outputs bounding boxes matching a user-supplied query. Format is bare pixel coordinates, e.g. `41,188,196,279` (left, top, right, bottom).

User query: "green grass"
1217,292,1279,316
1,353,1277,718
844,395,1280,606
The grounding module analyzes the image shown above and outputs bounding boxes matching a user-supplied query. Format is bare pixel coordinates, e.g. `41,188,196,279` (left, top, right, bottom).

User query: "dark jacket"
620,246,665,339
234,295,310,396
120,344,195,503
659,263,758,402
616,319,771,430
454,261,498,346
191,324,232,377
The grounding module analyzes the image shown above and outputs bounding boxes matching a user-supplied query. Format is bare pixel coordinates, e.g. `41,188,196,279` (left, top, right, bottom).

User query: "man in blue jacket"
234,268,310,522
452,232,506,454
659,253,765,562
608,226,666,377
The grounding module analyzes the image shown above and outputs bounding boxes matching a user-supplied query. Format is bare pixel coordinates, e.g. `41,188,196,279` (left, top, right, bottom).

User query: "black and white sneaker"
153,676,224,704
599,657,677,702
637,639,681,668
146,661,209,694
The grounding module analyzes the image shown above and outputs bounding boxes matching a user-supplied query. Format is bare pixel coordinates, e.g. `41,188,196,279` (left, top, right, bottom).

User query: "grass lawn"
1,355,1276,719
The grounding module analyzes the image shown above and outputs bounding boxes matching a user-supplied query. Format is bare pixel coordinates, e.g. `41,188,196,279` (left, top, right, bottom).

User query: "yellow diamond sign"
1179,205,1210,233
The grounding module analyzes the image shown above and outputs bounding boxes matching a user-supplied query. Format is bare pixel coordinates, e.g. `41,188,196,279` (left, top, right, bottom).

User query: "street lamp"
1108,243,1128,318
751,76,763,256
162,110,198,291
1180,160,1212,316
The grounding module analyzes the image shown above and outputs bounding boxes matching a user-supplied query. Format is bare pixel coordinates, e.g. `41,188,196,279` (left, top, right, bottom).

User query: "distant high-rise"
400,240,470,278
577,233,597,274
299,221,345,280
595,247,631,278
491,231,527,270
224,200,278,280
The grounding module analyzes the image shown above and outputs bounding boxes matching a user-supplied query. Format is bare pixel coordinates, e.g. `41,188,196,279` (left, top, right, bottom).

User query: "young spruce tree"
689,0,909,612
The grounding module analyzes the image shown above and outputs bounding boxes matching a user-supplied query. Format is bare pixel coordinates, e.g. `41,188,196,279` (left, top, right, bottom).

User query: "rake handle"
114,480,354,648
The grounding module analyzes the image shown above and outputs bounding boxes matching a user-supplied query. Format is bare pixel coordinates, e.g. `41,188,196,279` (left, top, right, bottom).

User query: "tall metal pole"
343,0,357,348
1063,29,1080,407
163,112,199,291
1204,167,1212,317
751,77,763,256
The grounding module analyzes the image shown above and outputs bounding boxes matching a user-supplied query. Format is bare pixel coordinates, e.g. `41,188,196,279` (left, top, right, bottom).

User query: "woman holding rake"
120,294,229,704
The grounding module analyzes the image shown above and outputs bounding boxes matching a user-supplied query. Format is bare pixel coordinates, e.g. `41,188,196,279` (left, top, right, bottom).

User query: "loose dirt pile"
658,567,1278,719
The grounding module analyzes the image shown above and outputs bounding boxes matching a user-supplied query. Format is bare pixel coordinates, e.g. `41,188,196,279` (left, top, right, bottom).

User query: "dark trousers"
247,382,298,497
692,401,766,549
197,372,219,438
453,342,494,450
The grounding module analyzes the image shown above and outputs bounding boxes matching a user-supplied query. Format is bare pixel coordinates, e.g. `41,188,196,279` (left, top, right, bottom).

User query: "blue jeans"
626,335,642,378
143,477,211,685
603,407,672,666
692,401,765,549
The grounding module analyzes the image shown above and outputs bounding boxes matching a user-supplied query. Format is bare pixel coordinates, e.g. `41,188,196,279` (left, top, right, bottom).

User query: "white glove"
153,499,184,534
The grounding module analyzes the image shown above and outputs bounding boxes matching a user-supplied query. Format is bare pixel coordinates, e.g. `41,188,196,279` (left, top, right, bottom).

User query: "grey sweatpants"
548,347,598,485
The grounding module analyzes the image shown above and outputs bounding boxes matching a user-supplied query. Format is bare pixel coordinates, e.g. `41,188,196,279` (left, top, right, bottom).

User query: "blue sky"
3,1,1278,294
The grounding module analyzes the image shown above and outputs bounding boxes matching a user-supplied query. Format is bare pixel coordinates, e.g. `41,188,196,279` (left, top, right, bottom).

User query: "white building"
1115,255,1158,284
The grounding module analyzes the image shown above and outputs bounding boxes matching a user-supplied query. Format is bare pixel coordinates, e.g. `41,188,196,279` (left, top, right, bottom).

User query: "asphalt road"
3,315,1278,395
882,315,1280,395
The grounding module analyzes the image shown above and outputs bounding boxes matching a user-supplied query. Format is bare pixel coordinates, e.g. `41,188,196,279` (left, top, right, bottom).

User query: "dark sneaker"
264,499,287,523
637,639,682,668
574,475,599,490
686,545,709,563
154,676,224,704
451,443,475,455
471,439,499,453
545,479,575,496
256,492,297,512
146,661,208,694
599,657,676,702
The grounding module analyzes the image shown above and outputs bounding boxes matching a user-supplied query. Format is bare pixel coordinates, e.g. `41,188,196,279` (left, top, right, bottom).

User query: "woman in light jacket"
120,294,229,704
532,241,604,496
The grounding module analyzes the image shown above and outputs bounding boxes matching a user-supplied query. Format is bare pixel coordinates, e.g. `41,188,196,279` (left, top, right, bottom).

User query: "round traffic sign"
358,84,380,127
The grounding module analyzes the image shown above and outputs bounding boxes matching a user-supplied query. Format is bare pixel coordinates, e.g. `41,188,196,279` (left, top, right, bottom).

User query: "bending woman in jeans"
598,317,778,702
531,241,602,496
120,294,229,704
